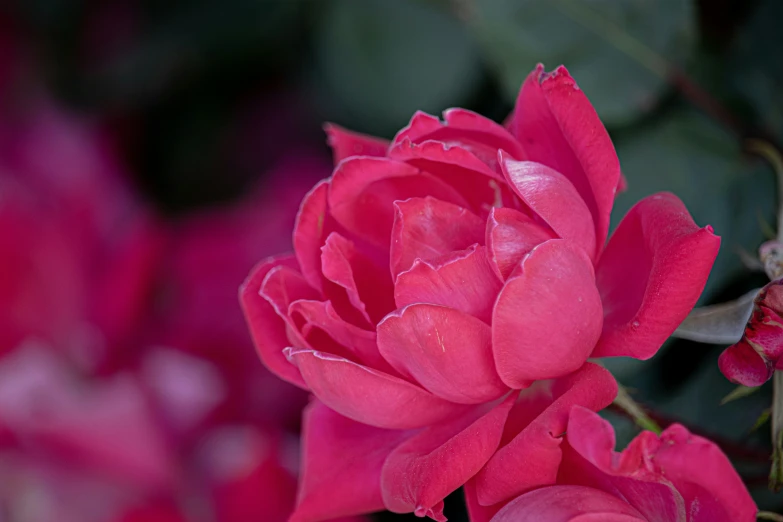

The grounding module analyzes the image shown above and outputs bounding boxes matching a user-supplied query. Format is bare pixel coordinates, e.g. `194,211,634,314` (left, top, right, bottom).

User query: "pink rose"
241,65,720,520
466,406,757,522
718,279,783,385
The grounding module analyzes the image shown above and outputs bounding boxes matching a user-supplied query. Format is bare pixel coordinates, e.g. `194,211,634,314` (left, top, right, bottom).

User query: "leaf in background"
466,0,694,127
313,0,482,137
612,107,776,301
729,0,783,140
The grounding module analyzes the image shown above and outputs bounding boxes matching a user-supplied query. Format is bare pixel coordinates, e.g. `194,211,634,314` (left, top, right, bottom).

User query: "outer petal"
286,347,467,430
239,255,307,389
328,157,468,251
510,64,621,250
594,193,720,359
259,264,320,324
390,196,484,278
394,245,502,324
377,304,508,404
321,232,395,326
381,395,516,520
475,363,617,506
560,407,686,522
464,479,503,522
652,424,757,522
490,486,645,522
325,123,389,164
718,340,773,386
291,400,411,522
293,180,331,292
486,207,557,280
500,156,596,260
492,239,603,386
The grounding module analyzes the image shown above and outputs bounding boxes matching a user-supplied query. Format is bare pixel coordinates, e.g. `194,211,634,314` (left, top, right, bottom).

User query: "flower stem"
758,511,783,521
770,371,783,491
612,385,662,435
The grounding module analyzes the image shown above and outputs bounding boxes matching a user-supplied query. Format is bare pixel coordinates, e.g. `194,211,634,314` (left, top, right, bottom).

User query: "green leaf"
467,0,694,127
722,385,763,405
314,0,482,136
612,107,776,300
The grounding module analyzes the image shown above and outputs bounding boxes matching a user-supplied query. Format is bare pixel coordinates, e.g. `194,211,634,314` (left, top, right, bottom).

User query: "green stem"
613,385,662,435
758,511,783,521
770,371,783,491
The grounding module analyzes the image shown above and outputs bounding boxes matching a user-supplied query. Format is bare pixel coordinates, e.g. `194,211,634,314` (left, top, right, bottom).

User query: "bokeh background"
1,0,782,520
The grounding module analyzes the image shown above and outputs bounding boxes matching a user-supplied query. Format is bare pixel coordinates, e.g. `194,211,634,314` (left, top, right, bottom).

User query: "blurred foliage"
466,0,694,127
4,0,783,517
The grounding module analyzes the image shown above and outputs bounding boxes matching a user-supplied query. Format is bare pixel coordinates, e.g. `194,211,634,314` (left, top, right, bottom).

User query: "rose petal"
491,486,646,522
394,245,502,324
464,480,503,522
377,303,508,404
390,196,484,278
321,232,395,326
394,109,526,168
381,395,516,520
476,363,617,506
510,64,621,251
286,347,467,430
486,207,556,280
492,239,603,386
259,264,320,324
718,340,773,386
393,111,443,144
291,400,411,522
560,407,686,522
324,123,389,164
293,180,331,292
593,193,720,359
239,255,307,389
442,108,527,162
328,156,468,251
652,423,757,522
288,299,393,373
500,156,596,260
389,139,516,213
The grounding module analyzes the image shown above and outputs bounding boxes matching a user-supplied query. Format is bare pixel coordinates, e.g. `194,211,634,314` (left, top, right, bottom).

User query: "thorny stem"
746,139,783,242
612,385,662,435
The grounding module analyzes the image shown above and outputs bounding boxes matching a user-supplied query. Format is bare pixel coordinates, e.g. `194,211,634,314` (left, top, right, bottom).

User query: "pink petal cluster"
719,279,783,386
241,65,720,521
467,406,757,522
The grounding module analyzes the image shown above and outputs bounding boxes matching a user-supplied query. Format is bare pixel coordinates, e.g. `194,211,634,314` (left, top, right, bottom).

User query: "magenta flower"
467,406,757,522
241,65,720,520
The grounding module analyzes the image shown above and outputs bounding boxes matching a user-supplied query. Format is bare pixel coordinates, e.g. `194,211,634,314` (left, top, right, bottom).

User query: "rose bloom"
719,278,783,386
466,406,757,522
241,65,720,520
